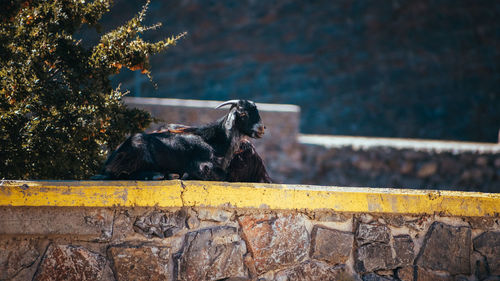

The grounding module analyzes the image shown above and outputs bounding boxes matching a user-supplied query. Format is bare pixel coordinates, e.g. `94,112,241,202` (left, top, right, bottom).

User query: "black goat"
158,126,272,183
98,131,220,180
226,139,272,183
95,99,266,181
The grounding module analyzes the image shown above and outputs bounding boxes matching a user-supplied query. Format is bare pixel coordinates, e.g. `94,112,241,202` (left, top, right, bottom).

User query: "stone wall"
1,180,499,281
1,206,499,281
296,136,500,193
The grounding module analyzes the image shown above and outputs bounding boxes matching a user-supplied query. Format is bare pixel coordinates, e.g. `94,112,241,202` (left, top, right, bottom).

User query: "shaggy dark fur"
226,139,272,183
94,100,269,181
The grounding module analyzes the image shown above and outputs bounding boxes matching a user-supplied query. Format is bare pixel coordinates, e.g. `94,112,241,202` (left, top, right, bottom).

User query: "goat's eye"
238,112,247,117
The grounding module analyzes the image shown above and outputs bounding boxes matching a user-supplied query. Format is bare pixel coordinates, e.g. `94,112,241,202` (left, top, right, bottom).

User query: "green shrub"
0,0,185,179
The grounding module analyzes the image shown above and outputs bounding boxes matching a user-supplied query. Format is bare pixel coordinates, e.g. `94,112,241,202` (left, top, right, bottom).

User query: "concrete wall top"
1,180,499,217
299,134,500,154
125,97,300,113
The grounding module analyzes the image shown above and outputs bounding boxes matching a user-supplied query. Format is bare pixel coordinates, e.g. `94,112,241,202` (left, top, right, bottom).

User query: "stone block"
175,226,247,281
133,209,187,238
415,267,452,281
0,238,40,280
397,266,414,281
356,223,390,245
393,235,414,267
273,260,350,281
33,244,108,281
0,207,113,241
109,245,170,281
310,225,353,265
417,162,438,178
473,231,500,275
239,213,309,274
471,251,489,281
397,266,455,281
355,243,393,273
416,222,471,275
186,213,200,229
362,273,396,281
196,208,233,222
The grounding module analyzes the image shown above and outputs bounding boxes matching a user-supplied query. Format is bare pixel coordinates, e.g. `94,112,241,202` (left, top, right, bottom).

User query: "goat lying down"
96,100,271,182
157,124,272,183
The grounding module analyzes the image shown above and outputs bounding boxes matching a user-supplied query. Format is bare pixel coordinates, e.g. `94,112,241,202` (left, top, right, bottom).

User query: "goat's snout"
252,123,266,138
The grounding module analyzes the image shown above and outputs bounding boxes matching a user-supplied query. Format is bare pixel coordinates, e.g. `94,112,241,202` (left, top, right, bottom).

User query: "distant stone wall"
2,207,500,281
296,135,500,193
1,181,499,281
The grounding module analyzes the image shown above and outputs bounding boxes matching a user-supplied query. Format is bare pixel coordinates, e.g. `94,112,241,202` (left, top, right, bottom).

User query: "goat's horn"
215,100,240,109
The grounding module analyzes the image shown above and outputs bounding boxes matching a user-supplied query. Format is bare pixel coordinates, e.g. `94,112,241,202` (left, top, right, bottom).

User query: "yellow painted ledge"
0,180,499,217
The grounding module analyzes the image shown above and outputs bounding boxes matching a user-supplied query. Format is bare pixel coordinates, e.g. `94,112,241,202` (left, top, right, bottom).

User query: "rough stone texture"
0,206,498,281
473,231,500,275
397,266,414,281
109,245,170,281
273,261,350,281
239,213,309,274
133,209,187,238
415,267,453,281
33,244,108,281
416,162,438,178
362,273,396,281
417,222,471,275
186,213,201,229
471,251,489,281
482,277,500,281
0,238,40,280
355,243,393,273
196,208,233,223
309,211,352,222
310,226,353,265
175,226,247,281
356,224,391,245
298,144,500,192
393,235,414,267
0,207,113,241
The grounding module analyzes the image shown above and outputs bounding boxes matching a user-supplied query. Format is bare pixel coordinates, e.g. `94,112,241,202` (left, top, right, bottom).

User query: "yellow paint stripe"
0,181,499,217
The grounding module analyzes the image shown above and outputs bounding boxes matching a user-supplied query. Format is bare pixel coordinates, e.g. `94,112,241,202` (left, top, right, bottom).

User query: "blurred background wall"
85,0,500,142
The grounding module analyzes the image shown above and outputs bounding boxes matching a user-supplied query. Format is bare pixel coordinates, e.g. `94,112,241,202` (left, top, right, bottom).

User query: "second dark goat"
226,139,272,183
97,99,266,180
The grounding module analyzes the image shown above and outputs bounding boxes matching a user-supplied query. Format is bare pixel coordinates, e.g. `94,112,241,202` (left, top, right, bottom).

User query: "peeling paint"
0,181,499,217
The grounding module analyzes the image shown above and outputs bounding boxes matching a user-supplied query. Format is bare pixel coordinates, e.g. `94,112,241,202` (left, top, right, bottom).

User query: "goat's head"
216,100,265,138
